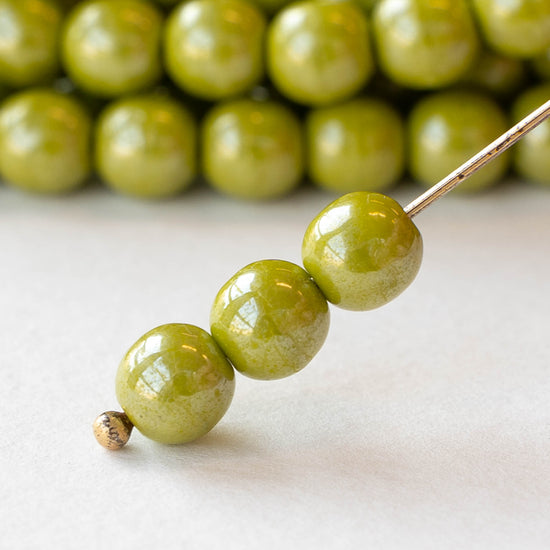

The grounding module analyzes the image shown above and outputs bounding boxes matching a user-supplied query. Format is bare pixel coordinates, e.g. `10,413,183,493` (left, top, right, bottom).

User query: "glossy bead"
164,0,266,100
267,0,374,106
512,84,550,186
116,324,235,445
471,0,550,58
373,0,479,89
95,94,197,198
202,99,304,200
306,98,405,193
210,260,330,380
61,0,163,97
0,89,91,193
0,0,62,88
302,192,423,311
409,91,510,193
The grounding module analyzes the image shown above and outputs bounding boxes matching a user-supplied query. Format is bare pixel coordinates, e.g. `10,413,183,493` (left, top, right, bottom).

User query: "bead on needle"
94,99,550,451
404,99,550,218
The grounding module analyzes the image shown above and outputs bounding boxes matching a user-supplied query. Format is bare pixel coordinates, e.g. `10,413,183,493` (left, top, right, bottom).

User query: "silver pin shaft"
404,99,550,218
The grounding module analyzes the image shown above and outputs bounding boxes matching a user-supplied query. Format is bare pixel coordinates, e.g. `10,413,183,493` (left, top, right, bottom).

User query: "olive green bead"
95,94,197,198
409,91,510,193
0,0,62,88
267,0,374,106
471,0,550,59
306,98,405,193
210,260,330,380
302,192,423,311
0,89,91,194
512,84,550,186
116,323,235,445
373,0,479,89
61,0,163,97
164,0,266,101
202,99,304,200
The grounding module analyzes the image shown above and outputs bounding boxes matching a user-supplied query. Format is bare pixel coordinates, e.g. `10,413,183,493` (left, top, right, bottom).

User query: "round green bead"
373,0,479,89
306,98,405,194
95,94,197,198
116,323,235,445
202,99,304,200
210,260,330,380
164,0,266,101
267,0,374,106
409,91,510,193
0,0,62,88
61,0,163,97
471,0,550,58
513,83,550,186
0,89,91,194
302,192,423,311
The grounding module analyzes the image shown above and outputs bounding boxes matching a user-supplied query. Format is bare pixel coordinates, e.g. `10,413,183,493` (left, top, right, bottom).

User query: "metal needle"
404,99,550,218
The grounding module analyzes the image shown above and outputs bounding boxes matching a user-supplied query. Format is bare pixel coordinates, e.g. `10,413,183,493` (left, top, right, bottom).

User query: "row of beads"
3,0,549,102
2,83,550,198
100,191,422,446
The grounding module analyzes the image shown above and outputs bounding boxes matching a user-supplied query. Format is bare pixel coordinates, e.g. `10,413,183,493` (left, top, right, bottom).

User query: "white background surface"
1,180,549,549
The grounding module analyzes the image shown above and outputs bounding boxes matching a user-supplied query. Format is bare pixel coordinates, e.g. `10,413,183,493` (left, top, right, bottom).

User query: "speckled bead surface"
115,323,235,444
302,192,423,311
210,260,330,380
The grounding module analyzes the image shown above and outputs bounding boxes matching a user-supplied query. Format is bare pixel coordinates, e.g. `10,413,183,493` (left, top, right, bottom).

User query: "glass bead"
408,90,510,193
267,0,374,106
471,0,550,59
210,260,330,380
61,0,163,97
372,0,479,89
0,0,62,88
306,98,405,194
201,99,304,200
116,324,235,444
164,0,266,100
0,89,91,194
302,192,423,311
95,94,197,198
